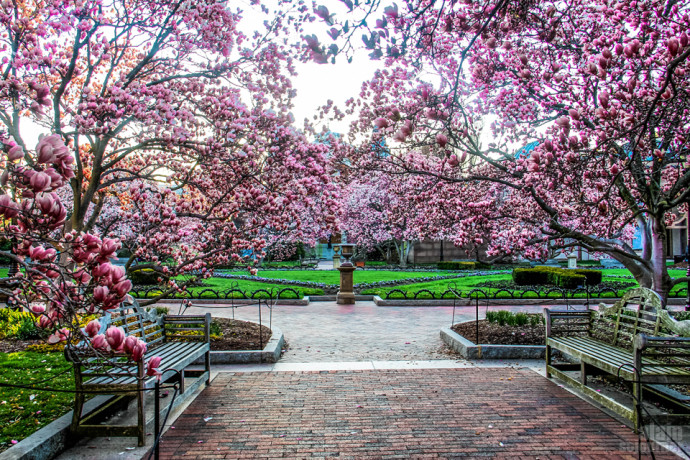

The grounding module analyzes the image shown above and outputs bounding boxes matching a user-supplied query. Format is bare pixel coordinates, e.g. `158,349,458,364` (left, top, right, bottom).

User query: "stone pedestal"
333,254,341,269
337,265,356,304
568,254,577,269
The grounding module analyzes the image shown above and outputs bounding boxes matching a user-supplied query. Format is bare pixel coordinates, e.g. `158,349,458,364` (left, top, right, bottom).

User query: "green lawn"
0,352,74,452
134,276,324,299
361,270,690,299
242,270,446,284
258,261,304,268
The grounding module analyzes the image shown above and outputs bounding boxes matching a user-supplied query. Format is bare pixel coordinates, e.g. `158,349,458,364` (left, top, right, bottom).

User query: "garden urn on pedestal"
337,244,356,304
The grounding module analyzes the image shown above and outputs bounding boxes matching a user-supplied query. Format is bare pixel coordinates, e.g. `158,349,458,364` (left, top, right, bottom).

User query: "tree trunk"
613,216,673,304
649,217,674,304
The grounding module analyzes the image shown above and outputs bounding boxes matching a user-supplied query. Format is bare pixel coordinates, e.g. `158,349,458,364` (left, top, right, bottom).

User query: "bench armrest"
162,312,212,343
635,333,690,351
544,309,590,338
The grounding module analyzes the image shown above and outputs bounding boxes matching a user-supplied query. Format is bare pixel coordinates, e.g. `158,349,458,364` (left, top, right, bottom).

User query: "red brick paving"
158,368,676,458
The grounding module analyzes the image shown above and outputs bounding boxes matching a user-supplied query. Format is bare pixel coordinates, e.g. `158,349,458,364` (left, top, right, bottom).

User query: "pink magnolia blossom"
146,356,163,380
105,326,125,351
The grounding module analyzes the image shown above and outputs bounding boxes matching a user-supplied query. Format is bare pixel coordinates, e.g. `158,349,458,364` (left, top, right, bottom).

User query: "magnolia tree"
1,0,338,300
316,0,690,301
0,135,163,374
339,170,427,266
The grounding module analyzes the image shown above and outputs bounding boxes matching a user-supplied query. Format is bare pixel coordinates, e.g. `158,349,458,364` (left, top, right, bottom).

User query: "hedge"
129,268,168,286
512,266,601,288
573,269,603,286
437,261,491,270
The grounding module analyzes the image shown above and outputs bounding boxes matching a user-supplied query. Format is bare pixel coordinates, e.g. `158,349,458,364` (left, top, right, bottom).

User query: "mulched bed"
452,320,545,345
0,318,271,353
210,317,272,351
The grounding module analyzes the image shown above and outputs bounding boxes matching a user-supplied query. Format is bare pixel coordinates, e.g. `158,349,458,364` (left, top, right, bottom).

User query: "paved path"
176,301,554,362
159,367,675,459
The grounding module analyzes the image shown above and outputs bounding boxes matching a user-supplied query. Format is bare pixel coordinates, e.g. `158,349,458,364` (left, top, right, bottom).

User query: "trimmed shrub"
437,261,491,270
555,272,587,289
513,267,550,285
512,266,596,288
129,268,168,286
573,269,603,286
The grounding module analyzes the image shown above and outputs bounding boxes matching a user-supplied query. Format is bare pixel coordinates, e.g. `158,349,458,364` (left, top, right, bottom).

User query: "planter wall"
440,326,545,359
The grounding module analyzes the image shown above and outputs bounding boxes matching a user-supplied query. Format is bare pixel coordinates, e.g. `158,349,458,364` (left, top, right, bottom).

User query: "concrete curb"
440,326,545,359
307,295,374,302
192,326,284,364
155,298,309,306
376,296,690,307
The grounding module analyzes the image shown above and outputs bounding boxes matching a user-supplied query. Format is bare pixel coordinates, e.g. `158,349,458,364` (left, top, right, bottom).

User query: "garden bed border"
440,324,545,359
192,325,284,364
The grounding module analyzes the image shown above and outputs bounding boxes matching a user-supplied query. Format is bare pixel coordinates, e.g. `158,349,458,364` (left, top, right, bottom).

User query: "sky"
240,0,384,136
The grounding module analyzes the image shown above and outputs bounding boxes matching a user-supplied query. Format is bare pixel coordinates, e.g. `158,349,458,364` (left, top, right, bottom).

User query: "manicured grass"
259,261,303,268
246,270,443,284
361,274,509,298
0,351,74,452
135,277,324,298
360,271,688,298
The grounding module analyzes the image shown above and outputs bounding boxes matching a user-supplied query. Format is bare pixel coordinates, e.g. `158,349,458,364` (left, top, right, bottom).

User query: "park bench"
545,288,690,431
300,257,318,267
66,297,211,446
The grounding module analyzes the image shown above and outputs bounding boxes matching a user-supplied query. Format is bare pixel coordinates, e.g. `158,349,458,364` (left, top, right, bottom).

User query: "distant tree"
317,0,690,301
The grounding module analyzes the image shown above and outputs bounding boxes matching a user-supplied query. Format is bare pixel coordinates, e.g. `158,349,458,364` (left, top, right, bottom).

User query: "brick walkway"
158,367,675,458
176,301,554,362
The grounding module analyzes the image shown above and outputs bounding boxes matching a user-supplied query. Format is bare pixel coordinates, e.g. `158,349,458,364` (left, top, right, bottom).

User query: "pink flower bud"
373,117,389,129
92,263,111,278
681,32,689,48
436,133,448,148
91,334,109,350
109,265,125,283
568,109,580,121
668,38,680,57
555,116,570,131
25,308,44,323
113,279,132,297
123,335,138,354
448,154,459,167
29,171,51,192
7,145,24,161
131,340,147,362
146,356,163,379
84,319,101,337
93,285,109,303
105,326,125,350
598,91,609,109
0,194,18,218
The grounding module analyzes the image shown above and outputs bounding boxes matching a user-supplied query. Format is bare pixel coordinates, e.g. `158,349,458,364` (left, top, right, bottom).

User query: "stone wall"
409,240,487,264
